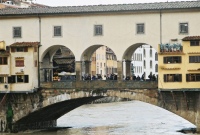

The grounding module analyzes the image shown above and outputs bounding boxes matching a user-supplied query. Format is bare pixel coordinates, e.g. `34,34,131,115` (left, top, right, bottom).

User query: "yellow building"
0,41,39,92
158,36,200,90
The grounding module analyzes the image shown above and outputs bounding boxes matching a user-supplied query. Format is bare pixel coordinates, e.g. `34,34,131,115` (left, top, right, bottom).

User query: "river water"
0,101,198,135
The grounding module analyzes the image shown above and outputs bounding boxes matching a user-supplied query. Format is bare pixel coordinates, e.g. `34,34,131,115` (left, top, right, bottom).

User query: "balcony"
159,43,184,55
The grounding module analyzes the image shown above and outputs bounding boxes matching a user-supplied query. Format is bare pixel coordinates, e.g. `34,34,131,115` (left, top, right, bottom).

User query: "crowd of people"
82,72,157,81
125,72,157,81
82,73,118,80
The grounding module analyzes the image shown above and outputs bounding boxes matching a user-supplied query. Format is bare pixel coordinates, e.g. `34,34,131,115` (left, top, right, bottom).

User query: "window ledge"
161,67,180,70
187,68,200,71
158,52,185,55
16,72,24,74
188,52,200,54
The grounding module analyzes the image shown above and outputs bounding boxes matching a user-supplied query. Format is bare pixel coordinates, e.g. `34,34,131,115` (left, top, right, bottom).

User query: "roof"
182,36,200,41
0,1,200,16
10,42,40,47
54,59,74,65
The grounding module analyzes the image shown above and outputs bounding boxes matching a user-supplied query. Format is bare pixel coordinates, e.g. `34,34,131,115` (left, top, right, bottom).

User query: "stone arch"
122,43,158,79
40,45,75,82
80,45,118,80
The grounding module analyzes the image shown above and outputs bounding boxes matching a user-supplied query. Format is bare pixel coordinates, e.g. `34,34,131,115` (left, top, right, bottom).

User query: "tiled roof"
0,1,200,16
54,59,74,64
182,36,200,41
10,42,40,47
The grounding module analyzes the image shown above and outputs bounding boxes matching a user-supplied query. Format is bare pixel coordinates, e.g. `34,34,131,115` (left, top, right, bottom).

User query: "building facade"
158,36,200,90
0,41,39,92
131,45,158,80
0,1,200,91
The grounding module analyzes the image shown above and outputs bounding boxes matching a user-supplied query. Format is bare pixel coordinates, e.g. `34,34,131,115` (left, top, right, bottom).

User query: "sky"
35,0,196,6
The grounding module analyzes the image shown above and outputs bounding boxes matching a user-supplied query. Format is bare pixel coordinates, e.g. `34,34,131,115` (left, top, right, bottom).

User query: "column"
125,60,131,77
117,61,123,81
196,92,200,133
76,61,82,81
84,60,91,75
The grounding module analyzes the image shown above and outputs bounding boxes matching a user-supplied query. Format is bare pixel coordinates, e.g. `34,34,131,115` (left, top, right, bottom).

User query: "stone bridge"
1,81,200,132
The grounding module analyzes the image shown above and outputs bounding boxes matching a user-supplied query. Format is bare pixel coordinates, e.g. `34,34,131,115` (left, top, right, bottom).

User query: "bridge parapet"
40,80,158,89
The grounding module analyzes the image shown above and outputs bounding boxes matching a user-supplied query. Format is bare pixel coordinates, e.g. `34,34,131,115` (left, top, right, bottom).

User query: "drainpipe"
38,14,41,89
160,10,162,44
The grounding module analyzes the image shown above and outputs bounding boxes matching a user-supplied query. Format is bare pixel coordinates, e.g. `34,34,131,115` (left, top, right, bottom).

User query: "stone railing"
40,80,158,90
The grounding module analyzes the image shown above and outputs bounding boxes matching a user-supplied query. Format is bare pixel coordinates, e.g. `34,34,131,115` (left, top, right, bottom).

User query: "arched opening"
81,45,117,80
40,45,75,82
123,43,158,81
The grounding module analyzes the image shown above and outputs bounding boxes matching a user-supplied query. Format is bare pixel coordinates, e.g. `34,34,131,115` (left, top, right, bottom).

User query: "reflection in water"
0,101,198,135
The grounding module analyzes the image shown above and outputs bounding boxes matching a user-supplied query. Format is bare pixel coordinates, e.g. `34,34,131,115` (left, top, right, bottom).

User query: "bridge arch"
122,43,158,79
80,44,118,80
40,45,75,82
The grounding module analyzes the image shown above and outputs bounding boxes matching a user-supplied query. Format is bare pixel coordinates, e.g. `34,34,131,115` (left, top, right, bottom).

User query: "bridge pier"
76,61,82,81
117,61,123,80
125,60,131,77
14,120,57,131
84,60,91,75
195,94,200,133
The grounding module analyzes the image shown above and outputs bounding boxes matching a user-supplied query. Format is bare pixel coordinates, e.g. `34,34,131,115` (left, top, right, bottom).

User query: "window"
179,23,188,34
150,49,152,57
189,56,200,63
143,49,146,57
8,75,29,83
164,74,182,82
13,27,21,38
54,26,62,36
190,41,200,46
186,74,200,82
94,25,103,35
17,75,24,82
143,60,146,69
164,56,181,64
11,47,28,52
0,57,7,65
15,58,24,67
155,64,158,72
155,53,158,61
136,23,144,34
150,60,152,68
0,77,5,83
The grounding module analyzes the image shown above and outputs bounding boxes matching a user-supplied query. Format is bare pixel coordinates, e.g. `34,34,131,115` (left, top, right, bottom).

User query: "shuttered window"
0,57,7,65
15,58,24,67
164,74,182,82
186,74,200,82
137,23,145,34
8,75,29,83
54,26,62,36
94,25,103,35
13,27,22,38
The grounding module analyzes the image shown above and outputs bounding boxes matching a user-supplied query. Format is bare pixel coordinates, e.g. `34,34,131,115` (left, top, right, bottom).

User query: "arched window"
143,49,146,57
143,60,146,69
155,64,158,72
155,52,158,61
150,60,152,68
150,49,152,57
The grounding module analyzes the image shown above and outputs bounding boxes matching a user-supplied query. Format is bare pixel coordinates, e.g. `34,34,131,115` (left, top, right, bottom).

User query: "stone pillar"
125,60,131,77
117,61,123,81
76,61,82,81
195,93,200,133
84,60,91,75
